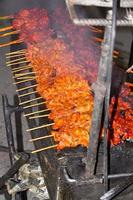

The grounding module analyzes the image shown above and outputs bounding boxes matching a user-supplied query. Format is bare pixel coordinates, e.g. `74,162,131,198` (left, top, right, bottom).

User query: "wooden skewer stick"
12,66,32,73
0,25,13,33
16,84,37,92
27,123,54,132
90,26,103,33
93,37,103,43
0,39,22,48
18,91,38,98
113,50,120,55
6,57,26,64
23,102,45,109
6,49,26,56
19,97,43,105
0,30,19,38
6,53,26,59
13,78,35,85
14,72,35,77
7,60,29,67
15,76,36,80
29,114,50,119
126,65,133,74
11,64,31,71
24,109,50,117
29,135,54,142
124,82,133,87
31,144,57,154
0,16,14,20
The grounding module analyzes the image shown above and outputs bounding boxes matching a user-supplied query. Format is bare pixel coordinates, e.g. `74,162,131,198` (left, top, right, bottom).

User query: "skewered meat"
12,8,133,149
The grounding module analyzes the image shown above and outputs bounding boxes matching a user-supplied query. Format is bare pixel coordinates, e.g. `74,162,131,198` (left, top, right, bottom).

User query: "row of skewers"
0,7,132,154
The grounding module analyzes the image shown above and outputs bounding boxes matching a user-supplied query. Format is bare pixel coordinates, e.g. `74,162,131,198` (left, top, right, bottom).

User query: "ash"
6,153,49,200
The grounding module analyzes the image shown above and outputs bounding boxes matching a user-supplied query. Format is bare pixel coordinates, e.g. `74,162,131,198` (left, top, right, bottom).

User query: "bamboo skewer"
124,82,133,87
0,16,14,20
11,64,31,71
7,60,29,66
113,50,120,56
0,25,13,33
14,72,35,77
13,78,35,85
0,30,19,38
31,144,57,154
16,84,37,92
27,123,54,132
19,97,43,105
90,26,103,33
18,91,38,98
6,49,26,56
29,135,54,142
6,57,26,64
93,37,103,43
23,102,45,109
126,65,133,74
12,66,32,73
24,109,50,117
16,76,36,80
29,114,50,119
6,53,26,59
0,39,22,48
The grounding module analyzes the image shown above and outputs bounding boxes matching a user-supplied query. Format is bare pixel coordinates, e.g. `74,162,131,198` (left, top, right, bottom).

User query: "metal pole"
87,14,112,176
103,0,118,192
2,95,16,166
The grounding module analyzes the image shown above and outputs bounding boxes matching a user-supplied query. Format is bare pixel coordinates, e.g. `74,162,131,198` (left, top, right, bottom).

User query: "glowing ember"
110,85,133,145
12,7,133,149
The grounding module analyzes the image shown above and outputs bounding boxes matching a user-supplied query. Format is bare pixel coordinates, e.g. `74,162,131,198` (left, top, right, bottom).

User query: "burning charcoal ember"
110,85,133,145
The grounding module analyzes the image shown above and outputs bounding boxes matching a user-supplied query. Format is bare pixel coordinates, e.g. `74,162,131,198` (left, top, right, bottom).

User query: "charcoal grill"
0,1,133,200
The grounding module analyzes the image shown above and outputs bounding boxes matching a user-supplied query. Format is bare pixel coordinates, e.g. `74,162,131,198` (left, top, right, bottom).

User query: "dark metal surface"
100,175,133,200
103,0,118,192
87,15,112,176
2,95,23,165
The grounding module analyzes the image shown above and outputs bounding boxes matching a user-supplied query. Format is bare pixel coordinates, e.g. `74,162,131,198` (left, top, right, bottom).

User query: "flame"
11,7,132,149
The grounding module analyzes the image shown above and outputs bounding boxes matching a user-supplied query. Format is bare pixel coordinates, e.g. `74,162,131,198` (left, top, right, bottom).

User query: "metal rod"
2,95,16,166
107,173,133,179
100,175,133,200
87,15,112,176
103,1,118,192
